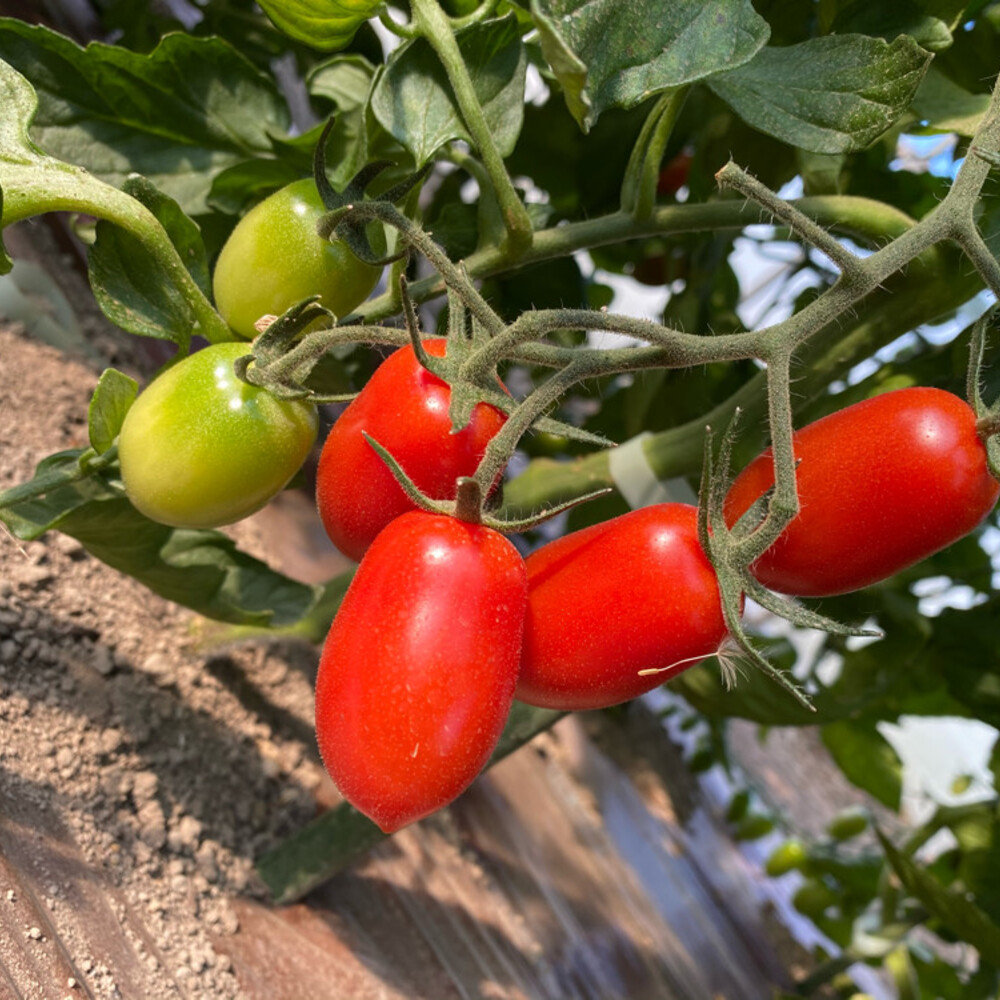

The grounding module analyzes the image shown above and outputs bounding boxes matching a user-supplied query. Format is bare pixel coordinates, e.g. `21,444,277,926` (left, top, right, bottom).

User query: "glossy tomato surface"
315,338,507,562
119,342,318,528
315,512,527,833
724,387,999,597
516,503,729,711
212,178,382,338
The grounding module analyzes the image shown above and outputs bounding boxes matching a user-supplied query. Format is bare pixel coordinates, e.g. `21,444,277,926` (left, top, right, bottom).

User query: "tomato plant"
723,388,1000,597
5,5,1000,987
314,511,527,833
516,504,729,711
315,338,507,561
212,178,383,339
118,342,318,528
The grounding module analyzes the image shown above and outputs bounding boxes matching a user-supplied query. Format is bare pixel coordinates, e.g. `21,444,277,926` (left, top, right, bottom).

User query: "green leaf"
256,0,382,52
0,451,318,628
0,20,290,215
528,0,770,132
306,55,389,188
87,176,212,346
831,0,965,52
205,158,305,217
370,14,527,166
708,34,932,154
877,828,1000,966
88,369,138,454
912,66,991,136
821,718,902,810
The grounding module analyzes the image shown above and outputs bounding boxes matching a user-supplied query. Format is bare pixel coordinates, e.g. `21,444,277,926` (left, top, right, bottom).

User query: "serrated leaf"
256,0,382,52
708,34,932,154
0,451,318,628
878,828,1000,966
822,718,902,809
0,20,289,215
88,369,138,454
832,0,962,52
529,0,769,132
912,66,991,136
88,176,212,346
370,14,526,166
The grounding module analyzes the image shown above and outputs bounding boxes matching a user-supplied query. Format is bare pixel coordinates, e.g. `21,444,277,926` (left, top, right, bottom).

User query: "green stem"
352,196,920,324
0,446,118,511
500,256,981,516
409,0,533,256
448,0,500,29
621,87,689,220
2,163,229,344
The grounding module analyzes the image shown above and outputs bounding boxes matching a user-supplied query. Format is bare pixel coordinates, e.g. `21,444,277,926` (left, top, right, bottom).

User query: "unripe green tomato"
764,839,808,877
118,342,318,528
212,178,382,338
826,807,870,841
734,813,775,841
792,878,837,918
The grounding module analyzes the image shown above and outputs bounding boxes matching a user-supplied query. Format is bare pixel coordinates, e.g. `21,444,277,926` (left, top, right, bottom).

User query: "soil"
0,319,343,998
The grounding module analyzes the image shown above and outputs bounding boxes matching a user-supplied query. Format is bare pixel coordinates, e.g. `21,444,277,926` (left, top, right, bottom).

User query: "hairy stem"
410,0,533,255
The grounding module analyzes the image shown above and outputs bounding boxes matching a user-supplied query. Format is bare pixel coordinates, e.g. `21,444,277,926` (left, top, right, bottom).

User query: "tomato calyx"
696,408,881,711
312,117,432,269
363,431,610,533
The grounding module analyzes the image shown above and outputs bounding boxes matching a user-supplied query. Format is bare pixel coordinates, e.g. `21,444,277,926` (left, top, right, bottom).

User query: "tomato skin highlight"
314,512,527,833
315,338,508,562
516,503,729,711
723,387,1000,597
118,342,318,529
212,178,381,339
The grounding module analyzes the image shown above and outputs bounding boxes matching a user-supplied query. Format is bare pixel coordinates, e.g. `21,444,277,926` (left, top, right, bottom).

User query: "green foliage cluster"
3,1,1000,994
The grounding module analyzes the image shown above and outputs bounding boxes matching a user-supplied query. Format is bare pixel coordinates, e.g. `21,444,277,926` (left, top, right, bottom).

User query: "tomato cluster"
118,291,998,835
309,341,735,831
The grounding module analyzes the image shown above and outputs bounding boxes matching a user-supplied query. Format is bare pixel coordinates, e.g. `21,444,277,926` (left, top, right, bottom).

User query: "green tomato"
764,839,808,877
118,342,318,528
826,807,870,841
212,178,382,338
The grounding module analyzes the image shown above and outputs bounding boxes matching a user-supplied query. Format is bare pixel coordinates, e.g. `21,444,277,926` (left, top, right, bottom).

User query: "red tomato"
723,387,999,597
314,512,527,833
516,504,729,711
315,339,507,562
657,150,693,195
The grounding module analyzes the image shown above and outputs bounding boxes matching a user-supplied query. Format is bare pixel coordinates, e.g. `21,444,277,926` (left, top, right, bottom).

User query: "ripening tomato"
657,150,693,196
723,387,999,597
314,512,527,833
118,342,318,528
212,178,382,338
516,503,730,711
315,338,508,562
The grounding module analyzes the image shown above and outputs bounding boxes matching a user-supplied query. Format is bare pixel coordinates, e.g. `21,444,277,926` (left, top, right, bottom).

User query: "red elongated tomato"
516,504,729,711
316,338,507,562
314,512,527,833
723,387,999,597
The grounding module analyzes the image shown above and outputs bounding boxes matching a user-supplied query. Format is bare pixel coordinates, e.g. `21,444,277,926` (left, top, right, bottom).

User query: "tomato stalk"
0,446,118,512
408,0,533,257
620,87,690,221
